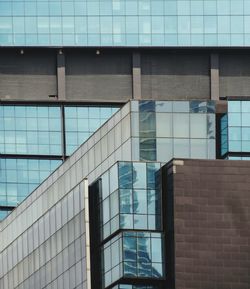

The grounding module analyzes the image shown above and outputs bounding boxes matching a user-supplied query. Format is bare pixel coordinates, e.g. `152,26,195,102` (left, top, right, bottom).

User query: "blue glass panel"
0,105,61,155
133,190,147,214
119,162,133,189
64,105,119,155
139,138,156,161
133,163,146,189
120,189,133,214
0,158,62,209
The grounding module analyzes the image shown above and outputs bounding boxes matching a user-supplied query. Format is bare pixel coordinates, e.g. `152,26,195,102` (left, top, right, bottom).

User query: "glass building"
91,161,164,288
1,1,250,289
0,104,119,218
1,0,250,46
0,99,249,289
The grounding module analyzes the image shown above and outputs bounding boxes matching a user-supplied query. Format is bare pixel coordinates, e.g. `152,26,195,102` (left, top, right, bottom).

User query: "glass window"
64,105,119,155
173,101,189,112
126,0,138,15
156,113,172,137
173,114,189,138
228,101,241,113
126,16,139,34
120,189,133,214
204,16,217,33
147,163,160,190
191,16,203,34
190,139,207,158
110,191,119,218
228,113,241,127
140,138,156,161
178,16,190,34
133,190,147,214
218,16,230,34
242,114,250,127
177,1,190,15
165,16,177,34
190,114,207,138
119,162,133,189
156,138,173,162
191,1,203,15
174,139,190,158
133,163,146,189
0,158,62,210
0,105,61,155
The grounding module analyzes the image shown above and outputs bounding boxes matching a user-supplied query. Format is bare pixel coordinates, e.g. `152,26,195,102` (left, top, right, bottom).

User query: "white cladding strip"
83,179,91,289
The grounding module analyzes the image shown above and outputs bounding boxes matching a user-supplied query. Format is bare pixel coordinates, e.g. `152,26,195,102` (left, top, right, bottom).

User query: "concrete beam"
210,53,219,100
57,51,66,100
132,52,141,99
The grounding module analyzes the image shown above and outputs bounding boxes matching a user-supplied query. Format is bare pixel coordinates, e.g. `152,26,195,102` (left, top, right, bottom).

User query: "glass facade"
0,104,119,217
86,100,217,289
94,161,163,288
102,232,164,288
0,158,62,207
65,106,118,155
1,0,250,47
131,100,216,162
221,100,250,158
0,98,241,289
0,105,61,155
99,162,161,240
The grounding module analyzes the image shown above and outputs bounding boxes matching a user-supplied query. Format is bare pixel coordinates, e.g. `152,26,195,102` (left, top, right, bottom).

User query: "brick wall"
163,159,250,289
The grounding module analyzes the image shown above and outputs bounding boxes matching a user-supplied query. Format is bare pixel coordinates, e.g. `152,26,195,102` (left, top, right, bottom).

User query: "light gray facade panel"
0,183,88,289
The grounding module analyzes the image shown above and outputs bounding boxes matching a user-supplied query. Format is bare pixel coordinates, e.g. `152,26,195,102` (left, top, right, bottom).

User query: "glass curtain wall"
131,100,216,162
221,100,250,159
92,161,164,289
1,0,250,46
0,104,119,218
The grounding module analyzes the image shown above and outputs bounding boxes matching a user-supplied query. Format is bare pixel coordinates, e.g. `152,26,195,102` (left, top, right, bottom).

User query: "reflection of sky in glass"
65,106,119,155
0,158,62,208
0,105,61,155
103,232,164,287
1,1,250,46
99,161,161,239
226,101,250,156
135,100,216,162
123,232,164,278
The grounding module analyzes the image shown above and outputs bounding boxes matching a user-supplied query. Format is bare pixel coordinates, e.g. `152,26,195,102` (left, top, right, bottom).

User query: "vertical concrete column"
210,53,220,100
132,52,142,99
57,50,66,100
